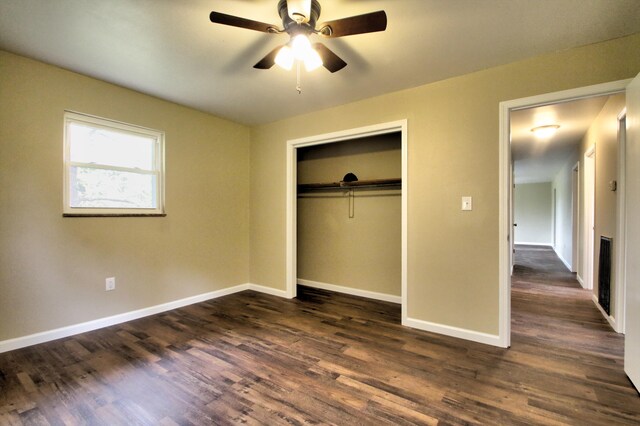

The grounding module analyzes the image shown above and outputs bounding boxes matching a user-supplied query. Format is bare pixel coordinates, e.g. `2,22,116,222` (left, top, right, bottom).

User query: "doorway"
285,120,408,320
498,79,631,347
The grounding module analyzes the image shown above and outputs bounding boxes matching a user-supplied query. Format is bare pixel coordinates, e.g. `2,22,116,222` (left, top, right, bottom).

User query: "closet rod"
298,178,401,193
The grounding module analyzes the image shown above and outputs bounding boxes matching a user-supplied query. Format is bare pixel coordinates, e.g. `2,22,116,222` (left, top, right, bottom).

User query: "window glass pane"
69,122,155,170
70,166,157,209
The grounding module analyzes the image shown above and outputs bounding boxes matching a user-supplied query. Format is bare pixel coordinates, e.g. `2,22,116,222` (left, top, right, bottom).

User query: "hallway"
511,244,639,421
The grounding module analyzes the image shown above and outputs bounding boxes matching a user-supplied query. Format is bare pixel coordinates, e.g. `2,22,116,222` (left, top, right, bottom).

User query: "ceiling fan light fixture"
210,0,387,75
531,124,560,138
275,45,294,70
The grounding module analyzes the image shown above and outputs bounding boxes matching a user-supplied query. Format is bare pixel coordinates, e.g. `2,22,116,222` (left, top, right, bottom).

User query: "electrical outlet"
105,277,116,291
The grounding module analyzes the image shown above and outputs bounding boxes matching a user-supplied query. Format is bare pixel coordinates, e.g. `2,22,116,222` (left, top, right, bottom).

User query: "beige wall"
250,33,640,336
297,134,401,296
578,94,625,313
2,33,639,345
514,183,552,245
0,51,251,341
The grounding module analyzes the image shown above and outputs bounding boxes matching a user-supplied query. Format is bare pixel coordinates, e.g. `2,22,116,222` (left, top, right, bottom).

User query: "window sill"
63,213,167,218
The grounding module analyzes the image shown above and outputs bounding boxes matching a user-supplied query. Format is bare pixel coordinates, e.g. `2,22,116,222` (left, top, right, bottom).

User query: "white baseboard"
553,247,572,271
591,294,618,333
577,274,585,288
247,283,289,298
0,283,288,354
297,279,401,304
514,242,553,247
403,316,503,347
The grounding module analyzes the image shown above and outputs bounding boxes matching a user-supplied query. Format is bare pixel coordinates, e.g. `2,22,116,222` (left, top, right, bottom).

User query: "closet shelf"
298,178,401,193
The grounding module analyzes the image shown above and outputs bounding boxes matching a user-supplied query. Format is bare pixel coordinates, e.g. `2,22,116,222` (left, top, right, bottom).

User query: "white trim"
592,294,618,332
247,283,289,298
298,279,401,304
552,187,557,249
577,274,586,288
499,79,631,350
514,241,553,246
583,145,596,291
499,93,512,348
616,110,627,334
286,138,297,299
404,317,501,347
0,283,288,354
401,123,408,324
571,162,580,274
285,120,408,319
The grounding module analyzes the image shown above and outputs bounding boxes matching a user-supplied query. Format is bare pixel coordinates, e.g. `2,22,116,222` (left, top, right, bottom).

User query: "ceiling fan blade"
254,46,283,69
210,11,278,33
319,10,387,38
313,43,347,73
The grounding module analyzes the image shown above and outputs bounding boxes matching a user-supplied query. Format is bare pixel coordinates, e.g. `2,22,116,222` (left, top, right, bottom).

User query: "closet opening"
296,132,402,305
285,120,408,321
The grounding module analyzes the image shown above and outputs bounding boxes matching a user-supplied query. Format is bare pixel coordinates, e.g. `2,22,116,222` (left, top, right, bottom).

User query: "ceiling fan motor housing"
278,0,321,34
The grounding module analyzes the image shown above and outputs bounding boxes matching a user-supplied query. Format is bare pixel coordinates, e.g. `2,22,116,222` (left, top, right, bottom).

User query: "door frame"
285,120,408,319
583,145,596,291
498,79,630,347
571,162,580,273
616,109,627,334
552,187,558,249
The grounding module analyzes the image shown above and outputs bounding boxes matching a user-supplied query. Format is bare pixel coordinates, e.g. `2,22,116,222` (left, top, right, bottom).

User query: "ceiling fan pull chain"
296,61,302,94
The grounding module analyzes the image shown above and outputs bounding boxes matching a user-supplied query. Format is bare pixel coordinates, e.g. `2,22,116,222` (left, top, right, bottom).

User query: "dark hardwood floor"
1,246,639,425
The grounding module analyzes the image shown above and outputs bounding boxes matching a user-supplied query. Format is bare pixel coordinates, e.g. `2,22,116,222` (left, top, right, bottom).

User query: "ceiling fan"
209,0,387,73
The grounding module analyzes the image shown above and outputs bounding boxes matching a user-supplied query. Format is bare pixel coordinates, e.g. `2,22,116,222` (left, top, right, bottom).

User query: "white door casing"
499,79,631,349
624,73,640,390
584,146,596,291
285,120,408,315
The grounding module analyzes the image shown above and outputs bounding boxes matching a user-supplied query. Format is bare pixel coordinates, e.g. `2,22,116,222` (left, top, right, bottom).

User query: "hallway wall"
578,93,625,315
514,183,552,245
552,148,580,270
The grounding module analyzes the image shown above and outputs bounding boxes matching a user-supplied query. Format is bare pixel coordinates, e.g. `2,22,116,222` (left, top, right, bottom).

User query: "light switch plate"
462,196,472,211
106,277,115,291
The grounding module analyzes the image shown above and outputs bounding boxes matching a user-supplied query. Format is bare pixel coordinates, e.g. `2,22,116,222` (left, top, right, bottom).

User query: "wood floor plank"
1,245,639,424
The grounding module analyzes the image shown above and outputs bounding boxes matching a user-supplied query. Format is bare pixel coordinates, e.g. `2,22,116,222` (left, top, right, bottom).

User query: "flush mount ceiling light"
209,0,387,93
531,124,560,138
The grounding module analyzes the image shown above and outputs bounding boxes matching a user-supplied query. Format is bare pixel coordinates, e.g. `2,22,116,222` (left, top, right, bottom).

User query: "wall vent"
598,236,612,315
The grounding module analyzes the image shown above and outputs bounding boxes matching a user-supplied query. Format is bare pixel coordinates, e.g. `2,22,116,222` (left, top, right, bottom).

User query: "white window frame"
63,111,165,216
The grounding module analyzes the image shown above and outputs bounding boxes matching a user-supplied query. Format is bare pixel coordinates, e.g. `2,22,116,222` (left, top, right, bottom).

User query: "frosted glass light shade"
292,35,312,60
304,48,323,71
287,0,311,23
275,45,294,70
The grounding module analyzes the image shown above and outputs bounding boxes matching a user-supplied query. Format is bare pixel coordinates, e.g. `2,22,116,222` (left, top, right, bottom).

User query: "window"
63,111,165,216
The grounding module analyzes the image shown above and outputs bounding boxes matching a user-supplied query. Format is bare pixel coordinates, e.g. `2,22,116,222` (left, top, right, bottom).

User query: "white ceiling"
1,1,639,125
511,96,610,184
